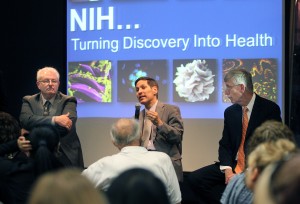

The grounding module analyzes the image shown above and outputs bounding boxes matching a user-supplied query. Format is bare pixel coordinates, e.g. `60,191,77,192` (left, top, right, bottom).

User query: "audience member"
0,111,21,158
82,118,181,204
0,111,31,158
135,76,184,181
28,168,108,204
254,152,300,204
187,68,282,203
245,139,297,191
220,120,296,204
106,168,171,204
0,124,64,204
19,66,84,168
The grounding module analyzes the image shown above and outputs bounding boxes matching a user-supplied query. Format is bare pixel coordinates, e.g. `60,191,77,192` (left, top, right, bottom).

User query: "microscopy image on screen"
173,59,217,103
117,60,168,102
68,60,112,103
222,59,278,103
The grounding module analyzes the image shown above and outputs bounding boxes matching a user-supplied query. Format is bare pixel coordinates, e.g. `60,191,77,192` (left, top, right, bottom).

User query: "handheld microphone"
135,103,141,120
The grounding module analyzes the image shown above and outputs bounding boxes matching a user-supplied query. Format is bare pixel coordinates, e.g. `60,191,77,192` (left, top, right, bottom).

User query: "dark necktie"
43,101,51,116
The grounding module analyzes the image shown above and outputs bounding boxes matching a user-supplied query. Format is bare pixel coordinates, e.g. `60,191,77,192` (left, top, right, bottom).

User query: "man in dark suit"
187,68,282,204
135,76,184,182
19,67,84,169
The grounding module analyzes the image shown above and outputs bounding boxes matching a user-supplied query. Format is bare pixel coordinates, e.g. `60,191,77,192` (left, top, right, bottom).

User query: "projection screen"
66,0,285,170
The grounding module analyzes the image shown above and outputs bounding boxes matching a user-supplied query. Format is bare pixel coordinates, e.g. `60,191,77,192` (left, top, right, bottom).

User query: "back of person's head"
246,120,295,156
254,152,300,204
106,168,170,204
224,68,253,92
28,168,108,204
246,139,297,190
0,111,20,144
110,118,140,147
27,124,62,177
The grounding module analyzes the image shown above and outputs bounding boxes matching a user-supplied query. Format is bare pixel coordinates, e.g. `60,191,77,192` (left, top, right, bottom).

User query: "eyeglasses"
39,80,59,84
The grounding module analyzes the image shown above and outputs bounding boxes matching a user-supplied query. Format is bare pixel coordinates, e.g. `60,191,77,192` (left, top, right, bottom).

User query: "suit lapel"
52,93,63,115
153,102,164,138
155,102,164,119
246,95,261,137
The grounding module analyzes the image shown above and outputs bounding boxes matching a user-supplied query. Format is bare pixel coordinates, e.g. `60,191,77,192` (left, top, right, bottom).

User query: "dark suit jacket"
0,155,64,204
0,140,18,156
19,92,84,168
218,94,282,169
139,101,184,181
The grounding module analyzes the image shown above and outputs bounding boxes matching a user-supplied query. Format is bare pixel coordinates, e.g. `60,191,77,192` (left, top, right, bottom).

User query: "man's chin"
138,98,146,104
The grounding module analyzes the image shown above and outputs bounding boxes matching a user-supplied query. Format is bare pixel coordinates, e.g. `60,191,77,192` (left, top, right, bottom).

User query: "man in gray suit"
19,67,84,169
135,76,184,181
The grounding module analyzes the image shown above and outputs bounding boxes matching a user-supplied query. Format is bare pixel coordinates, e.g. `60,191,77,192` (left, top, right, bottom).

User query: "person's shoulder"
83,156,111,171
255,94,280,109
225,103,240,112
150,150,170,159
256,94,278,104
23,93,39,101
57,92,77,101
161,102,180,110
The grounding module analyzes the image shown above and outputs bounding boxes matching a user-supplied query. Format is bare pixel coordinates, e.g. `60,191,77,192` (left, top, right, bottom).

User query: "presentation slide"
66,0,284,119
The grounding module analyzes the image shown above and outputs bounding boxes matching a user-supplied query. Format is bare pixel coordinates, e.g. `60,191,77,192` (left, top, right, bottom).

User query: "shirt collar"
146,100,158,112
245,93,256,115
41,95,55,105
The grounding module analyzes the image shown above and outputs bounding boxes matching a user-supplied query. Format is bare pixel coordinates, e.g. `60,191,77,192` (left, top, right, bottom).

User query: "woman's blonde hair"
28,168,108,204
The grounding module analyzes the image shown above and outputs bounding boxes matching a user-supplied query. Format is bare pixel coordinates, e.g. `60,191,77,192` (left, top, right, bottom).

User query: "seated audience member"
187,68,282,204
254,152,300,204
0,111,21,157
245,139,297,191
28,168,108,204
0,124,64,204
221,120,296,204
82,118,181,204
106,168,170,204
0,111,31,158
19,66,84,168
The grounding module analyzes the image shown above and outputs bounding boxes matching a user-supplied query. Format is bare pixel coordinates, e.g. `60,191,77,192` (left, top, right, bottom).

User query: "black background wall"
2,1,66,119
1,1,299,143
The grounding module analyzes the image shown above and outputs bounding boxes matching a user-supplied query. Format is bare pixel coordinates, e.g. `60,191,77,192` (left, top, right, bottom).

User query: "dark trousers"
186,163,226,204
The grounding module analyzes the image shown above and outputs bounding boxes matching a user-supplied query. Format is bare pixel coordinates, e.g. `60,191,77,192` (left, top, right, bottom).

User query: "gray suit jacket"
139,101,184,181
19,92,84,168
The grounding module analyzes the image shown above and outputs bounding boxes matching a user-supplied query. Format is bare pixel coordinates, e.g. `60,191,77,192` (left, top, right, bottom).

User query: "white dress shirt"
82,146,181,204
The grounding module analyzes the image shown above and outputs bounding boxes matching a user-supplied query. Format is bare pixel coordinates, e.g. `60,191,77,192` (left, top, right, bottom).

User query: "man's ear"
152,86,158,95
240,83,246,92
252,167,260,183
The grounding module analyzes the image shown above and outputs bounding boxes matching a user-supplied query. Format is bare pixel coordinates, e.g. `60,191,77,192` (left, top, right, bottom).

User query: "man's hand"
224,168,235,184
146,110,163,126
18,136,31,157
21,128,29,136
54,112,72,130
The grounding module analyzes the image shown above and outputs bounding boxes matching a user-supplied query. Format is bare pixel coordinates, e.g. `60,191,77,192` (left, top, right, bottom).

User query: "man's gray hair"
224,68,253,92
110,118,140,146
37,67,60,81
